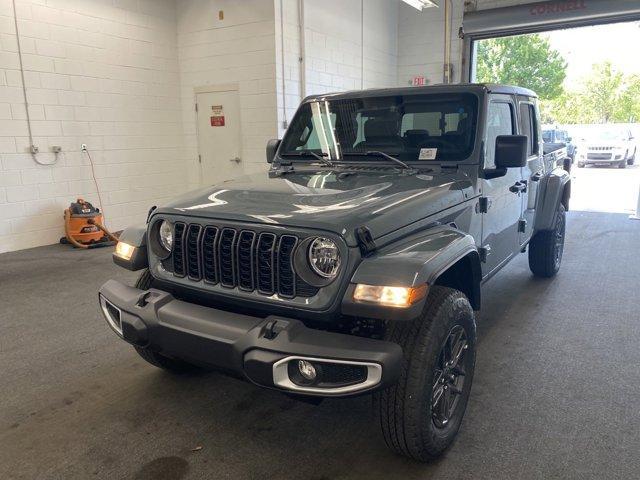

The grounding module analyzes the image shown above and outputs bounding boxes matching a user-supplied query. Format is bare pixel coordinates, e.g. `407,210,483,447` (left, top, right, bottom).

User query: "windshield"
593,130,624,142
279,93,478,162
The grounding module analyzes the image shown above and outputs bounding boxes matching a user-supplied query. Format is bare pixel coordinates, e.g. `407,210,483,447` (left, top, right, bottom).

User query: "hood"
156,168,470,246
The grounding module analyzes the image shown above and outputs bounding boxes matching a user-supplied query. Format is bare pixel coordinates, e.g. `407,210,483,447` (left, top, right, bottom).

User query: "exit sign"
412,76,426,86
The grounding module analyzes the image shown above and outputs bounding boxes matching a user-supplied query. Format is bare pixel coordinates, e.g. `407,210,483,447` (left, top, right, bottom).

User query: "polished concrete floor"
1,210,639,480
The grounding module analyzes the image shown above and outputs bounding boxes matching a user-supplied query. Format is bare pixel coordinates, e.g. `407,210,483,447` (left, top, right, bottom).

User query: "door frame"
194,83,241,185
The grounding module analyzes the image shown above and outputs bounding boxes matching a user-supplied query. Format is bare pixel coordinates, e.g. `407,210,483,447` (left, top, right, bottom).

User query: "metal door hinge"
477,196,490,213
518,219,527,233
478,245,490,263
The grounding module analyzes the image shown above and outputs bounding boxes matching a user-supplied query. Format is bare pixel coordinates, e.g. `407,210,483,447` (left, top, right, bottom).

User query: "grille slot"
219,228,237,288
256,233,276,294
237,231,256,291
170,224,321,299
186,224,202,281
201,226,219,284
277,235,298,298
173,222,186,277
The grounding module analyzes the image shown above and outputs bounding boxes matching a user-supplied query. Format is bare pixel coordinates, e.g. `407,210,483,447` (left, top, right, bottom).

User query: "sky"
544,21,640,86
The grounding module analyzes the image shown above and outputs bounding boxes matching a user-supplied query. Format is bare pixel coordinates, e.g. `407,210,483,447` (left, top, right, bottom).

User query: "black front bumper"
98,280,402,397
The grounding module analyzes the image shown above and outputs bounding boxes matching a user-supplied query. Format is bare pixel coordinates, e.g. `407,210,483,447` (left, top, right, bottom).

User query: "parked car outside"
543,126,577,161
577,128,637,168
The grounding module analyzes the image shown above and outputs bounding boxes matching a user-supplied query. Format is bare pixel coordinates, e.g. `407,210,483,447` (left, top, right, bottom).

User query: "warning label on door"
210,105,225,127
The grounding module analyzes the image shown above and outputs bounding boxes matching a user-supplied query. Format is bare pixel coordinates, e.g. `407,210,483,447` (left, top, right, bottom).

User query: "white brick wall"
0,0,187,254
177,0,278,182
276,0,399,136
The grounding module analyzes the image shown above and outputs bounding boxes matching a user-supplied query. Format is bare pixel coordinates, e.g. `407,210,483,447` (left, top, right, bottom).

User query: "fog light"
297,360,317,381
115,241,135,261
353,284,428,308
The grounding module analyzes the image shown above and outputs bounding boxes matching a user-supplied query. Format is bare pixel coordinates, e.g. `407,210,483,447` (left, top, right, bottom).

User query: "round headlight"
159,220,173,251
308,237,341,278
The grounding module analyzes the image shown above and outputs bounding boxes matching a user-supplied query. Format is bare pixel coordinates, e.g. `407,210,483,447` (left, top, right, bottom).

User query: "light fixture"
401,0,438,11
114,241,135,261
353,284,428,308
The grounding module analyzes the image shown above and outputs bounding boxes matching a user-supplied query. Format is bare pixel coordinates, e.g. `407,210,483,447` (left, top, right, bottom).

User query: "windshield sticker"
419,148,437,160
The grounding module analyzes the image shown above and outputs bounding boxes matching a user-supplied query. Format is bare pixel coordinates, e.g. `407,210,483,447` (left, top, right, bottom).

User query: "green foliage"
475,34,567,100
542,62,640,124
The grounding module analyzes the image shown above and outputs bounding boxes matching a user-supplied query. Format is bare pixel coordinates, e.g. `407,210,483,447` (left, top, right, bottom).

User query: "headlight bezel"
292,235,344,288
149,219,173,260
307,237,341,279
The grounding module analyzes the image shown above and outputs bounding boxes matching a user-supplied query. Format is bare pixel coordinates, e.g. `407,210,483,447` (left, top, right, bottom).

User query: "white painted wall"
176,0,278,183
276,0,399,135
397,0,543,88
0,0,187,253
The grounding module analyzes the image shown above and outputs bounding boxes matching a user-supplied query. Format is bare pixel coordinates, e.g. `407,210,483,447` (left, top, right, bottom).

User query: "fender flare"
534,168,571,232
342,226,482,321
113,224,148,271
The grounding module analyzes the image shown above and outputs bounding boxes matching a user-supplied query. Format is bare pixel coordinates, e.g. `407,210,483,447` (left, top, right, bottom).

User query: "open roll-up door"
462,0,640,81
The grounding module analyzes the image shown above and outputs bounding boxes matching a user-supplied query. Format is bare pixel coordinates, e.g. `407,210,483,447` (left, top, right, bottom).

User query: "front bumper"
98,280,402,397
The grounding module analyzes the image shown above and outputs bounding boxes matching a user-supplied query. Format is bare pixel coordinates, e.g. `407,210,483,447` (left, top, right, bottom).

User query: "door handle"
230,157,241,163
509,182,527,194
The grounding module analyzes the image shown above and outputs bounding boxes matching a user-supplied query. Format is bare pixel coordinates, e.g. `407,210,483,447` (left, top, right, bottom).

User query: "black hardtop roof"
303,83,538,102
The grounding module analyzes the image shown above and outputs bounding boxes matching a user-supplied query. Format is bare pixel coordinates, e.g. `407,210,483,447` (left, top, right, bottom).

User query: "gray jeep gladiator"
100,84,571,462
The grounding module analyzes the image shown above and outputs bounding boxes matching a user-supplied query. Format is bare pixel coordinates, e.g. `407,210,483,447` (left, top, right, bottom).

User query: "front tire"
375,286,476,462
132,269,200,374
528,204,566,278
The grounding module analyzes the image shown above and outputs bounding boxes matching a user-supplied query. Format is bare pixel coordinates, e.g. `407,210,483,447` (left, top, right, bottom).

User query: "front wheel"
528,204,566,278
375,286,476,462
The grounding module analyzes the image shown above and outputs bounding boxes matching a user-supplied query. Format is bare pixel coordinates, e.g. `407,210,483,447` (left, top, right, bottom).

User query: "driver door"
481,97,523,278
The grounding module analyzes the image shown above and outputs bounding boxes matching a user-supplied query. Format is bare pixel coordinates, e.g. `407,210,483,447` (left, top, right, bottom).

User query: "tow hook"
262,319,289,340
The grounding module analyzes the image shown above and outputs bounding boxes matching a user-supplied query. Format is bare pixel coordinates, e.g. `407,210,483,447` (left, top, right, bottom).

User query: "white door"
196,89,242,185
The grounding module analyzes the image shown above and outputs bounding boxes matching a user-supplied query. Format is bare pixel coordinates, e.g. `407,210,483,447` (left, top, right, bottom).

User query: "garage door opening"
470,21,640,215
463,1,640,216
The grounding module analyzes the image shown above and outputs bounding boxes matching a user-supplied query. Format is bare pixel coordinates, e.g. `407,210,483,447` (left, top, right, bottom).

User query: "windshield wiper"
281,151,334,167
344,151,415,172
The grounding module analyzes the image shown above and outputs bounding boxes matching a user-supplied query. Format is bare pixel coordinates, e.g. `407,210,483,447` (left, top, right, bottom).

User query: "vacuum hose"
88,218,119,242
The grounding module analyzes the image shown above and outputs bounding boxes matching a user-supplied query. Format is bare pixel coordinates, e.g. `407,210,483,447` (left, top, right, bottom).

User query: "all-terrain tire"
132,269,200,373
375,286,476,462
528,204,566,278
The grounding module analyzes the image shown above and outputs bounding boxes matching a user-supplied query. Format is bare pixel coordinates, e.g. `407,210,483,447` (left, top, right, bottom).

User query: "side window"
519,103,539,156
485,102,514,168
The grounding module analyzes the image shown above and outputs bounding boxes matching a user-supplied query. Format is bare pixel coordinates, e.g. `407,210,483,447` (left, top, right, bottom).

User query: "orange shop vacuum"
60,198,119,249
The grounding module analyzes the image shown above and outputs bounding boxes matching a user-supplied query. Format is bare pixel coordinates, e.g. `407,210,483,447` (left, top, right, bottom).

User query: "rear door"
480,95,522,277
518,98,544,245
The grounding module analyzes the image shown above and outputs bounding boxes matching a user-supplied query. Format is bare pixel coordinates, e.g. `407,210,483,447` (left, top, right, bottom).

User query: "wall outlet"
81,144,87,151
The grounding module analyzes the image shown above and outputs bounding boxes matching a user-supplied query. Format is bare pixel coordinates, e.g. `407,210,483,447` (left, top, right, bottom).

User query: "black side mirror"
495,135,528,169
266,139,281,164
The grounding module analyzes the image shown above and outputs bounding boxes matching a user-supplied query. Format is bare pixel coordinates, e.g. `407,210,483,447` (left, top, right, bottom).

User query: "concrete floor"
1,210,640,480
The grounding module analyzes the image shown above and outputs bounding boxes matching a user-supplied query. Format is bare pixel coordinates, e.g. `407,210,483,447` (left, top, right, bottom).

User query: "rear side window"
485,102,514,168
519,103,539,156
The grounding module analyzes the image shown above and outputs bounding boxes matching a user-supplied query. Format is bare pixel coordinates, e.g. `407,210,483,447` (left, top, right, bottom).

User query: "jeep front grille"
171,222,318,299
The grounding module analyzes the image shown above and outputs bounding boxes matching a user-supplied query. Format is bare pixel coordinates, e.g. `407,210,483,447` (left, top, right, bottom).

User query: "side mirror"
567,137,572,142
266,138,281,164
495,135,528,169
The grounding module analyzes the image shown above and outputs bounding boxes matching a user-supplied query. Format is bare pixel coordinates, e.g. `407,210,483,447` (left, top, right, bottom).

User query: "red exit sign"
412,76,426,86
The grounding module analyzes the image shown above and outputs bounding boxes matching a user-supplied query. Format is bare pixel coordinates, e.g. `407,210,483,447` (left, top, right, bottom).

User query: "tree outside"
475,34,640,125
